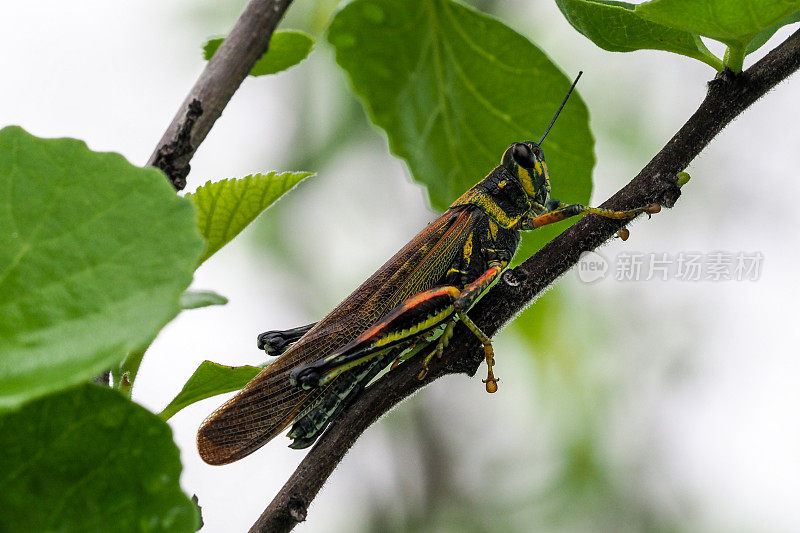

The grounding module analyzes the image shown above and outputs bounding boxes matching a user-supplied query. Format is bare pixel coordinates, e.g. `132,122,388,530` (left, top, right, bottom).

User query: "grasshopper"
197,73,660,465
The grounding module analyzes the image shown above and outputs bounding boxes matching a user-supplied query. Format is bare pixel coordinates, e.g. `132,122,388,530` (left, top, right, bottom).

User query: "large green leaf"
0,127,203,412
0,384,199,532
328,0,595,256
160,360,262,420
636,0,800,48
556,0,722,69
204,29,314,77
187,171,313,264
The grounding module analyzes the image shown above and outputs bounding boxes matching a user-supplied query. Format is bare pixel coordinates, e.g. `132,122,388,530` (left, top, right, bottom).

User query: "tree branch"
148,0,295,190
250,28,800,533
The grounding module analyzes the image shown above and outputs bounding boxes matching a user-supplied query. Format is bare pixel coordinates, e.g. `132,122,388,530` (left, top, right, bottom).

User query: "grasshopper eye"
512,143,535,168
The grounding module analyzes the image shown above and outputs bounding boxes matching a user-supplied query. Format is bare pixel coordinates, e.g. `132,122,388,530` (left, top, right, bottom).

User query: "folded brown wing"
197,206,478,464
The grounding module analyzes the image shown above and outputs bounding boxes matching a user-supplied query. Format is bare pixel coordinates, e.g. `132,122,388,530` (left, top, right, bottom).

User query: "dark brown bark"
147,0,295,189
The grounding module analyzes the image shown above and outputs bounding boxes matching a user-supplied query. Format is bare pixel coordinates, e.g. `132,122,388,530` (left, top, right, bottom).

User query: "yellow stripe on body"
469,192,519,228
451,186,521,229
318,306,458,386
371,306,456,349
488,220,499,240
318,351,389,387
517,166,536,198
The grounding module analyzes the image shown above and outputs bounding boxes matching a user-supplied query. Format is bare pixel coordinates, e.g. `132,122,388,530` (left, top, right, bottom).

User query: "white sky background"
1,1,799,532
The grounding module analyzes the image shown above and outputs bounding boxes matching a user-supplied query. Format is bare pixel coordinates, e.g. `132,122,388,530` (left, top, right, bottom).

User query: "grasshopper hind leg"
287,350,394,449
257,322,317,356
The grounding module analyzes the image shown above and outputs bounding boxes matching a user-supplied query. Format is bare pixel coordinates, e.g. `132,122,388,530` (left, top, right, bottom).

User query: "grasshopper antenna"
538,71,583,145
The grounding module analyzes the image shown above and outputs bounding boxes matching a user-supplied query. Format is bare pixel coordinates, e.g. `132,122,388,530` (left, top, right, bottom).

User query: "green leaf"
0,127,203,413
329,0,595,254
180,289,229,310
0,384,199,532
204,29,314,76
636,0,800,48
745,8,800,54
187,171,313,265
555,0,722,69
160,360,262,420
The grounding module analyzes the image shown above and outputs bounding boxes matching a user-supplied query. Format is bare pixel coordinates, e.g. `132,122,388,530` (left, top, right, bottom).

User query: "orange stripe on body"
458,265,502,305
354,286,461,345
476,265,502,285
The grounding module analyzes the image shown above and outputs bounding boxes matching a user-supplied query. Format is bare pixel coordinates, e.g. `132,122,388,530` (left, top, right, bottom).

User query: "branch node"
502,269,525,287
151,99,203,190
653,172,684,208
708,67,749,101
287,496,307,523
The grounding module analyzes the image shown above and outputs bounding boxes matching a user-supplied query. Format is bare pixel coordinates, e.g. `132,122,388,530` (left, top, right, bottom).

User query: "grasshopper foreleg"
257,322,317,356
526,201,661,229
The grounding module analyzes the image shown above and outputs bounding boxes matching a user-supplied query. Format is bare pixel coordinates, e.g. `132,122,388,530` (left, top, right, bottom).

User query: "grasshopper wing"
197,207,479,464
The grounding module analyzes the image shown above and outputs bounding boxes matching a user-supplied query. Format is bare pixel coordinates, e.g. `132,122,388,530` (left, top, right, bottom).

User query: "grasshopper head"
501,141,550,208
498,72,583,213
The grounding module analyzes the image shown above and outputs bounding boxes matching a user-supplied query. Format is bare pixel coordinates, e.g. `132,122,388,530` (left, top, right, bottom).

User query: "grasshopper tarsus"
483,373,499,394
645,203,662,219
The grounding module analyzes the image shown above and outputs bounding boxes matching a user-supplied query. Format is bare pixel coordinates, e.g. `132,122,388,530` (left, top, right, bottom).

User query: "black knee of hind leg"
290,367,321,389
257,331,290,354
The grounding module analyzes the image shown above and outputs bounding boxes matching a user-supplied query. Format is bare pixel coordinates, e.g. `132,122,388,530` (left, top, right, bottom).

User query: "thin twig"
148,0,295,189
250,28,800,533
